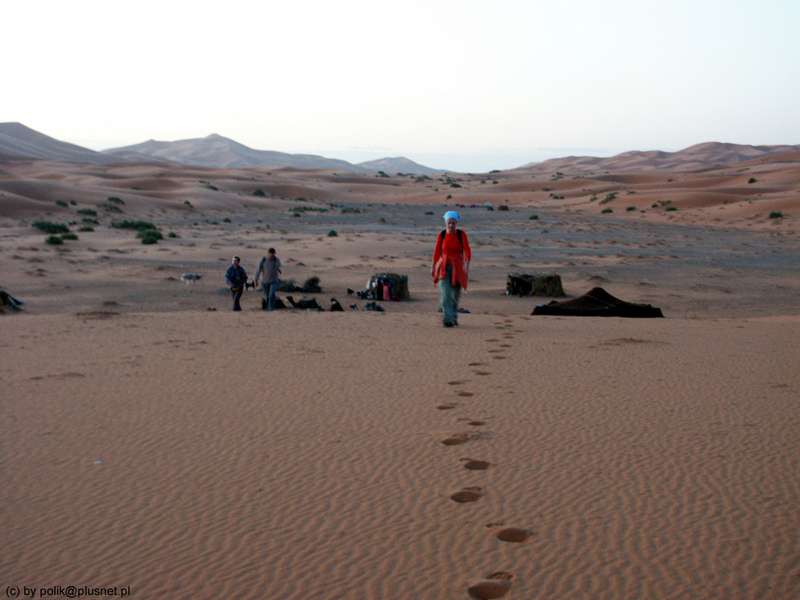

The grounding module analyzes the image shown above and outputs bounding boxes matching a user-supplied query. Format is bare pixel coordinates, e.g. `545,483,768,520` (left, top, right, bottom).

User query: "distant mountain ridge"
0,122,117,164
104,135,448,175
2,122,798,174
0,124,445,175
104,134,363,172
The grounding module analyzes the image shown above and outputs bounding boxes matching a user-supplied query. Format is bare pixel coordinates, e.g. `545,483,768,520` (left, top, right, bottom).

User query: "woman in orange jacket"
432,211,471,327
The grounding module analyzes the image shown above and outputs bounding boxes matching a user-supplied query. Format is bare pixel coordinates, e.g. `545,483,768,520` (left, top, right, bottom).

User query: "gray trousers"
438,265,461,325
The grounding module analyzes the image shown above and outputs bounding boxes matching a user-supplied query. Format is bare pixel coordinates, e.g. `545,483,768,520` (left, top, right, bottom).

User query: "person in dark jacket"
225,256,248,311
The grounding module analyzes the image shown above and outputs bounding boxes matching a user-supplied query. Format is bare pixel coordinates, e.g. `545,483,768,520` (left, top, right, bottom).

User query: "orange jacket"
432,229,471,289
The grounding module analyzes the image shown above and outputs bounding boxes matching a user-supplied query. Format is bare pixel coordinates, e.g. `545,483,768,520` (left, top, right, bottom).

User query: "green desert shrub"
78,226,95,232
599,192,618,205
77,208,98,216
56,200,68,207
768,211,783,219
601,208,613,214
33,221,70,234
45,235,63,245
626,206,637,211
291,206,328,214
61,232,79,241
111,220,157,231
138,230,163,244
327,230,338,237
665,206,678,212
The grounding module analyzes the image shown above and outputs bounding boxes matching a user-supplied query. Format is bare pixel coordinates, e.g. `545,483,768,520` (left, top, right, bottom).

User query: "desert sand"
2,155,799,599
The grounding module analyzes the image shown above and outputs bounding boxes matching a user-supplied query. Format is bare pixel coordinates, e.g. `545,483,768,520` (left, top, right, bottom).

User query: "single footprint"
436,404,458,410
456,391,475,397
467,420,485,426
448,379,468,386
473,370,491,376
462,459,492,471
450,486,483,503
468,362,487,366
467,572,515,599
496,527,531,543
441,433,470,446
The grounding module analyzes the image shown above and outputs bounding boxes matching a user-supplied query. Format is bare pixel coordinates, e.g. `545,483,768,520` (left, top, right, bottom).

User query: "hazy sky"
4,0,799,172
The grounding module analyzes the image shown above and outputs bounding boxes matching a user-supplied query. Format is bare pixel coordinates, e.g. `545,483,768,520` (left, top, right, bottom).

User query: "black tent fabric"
532,287,663,318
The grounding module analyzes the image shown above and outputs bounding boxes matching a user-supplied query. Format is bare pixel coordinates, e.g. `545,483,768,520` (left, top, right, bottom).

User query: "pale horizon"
4,0,799,173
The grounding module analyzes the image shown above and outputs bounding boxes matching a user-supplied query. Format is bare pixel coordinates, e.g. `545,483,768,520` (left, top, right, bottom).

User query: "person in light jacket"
254,248,282,311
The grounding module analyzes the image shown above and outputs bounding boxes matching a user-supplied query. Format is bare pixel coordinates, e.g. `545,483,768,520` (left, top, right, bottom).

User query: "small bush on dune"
33,221,70,234
769,211,783,219
137,230,163,244
45,235,64,245
61,233,79,241
111,220,157,231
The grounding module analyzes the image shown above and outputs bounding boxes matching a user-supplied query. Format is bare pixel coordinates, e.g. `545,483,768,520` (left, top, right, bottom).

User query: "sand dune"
1,155,799,599
3,312,798,599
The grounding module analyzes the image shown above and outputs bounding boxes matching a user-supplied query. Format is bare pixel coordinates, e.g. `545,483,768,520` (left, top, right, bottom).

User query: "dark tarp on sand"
532,287,663,318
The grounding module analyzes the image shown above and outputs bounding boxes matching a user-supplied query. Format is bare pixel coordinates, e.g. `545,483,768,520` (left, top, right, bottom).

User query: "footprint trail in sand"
433,316,538,597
